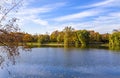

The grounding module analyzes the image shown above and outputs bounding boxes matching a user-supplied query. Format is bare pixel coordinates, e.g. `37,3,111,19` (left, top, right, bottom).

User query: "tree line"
0,26,119,49
0,27,109,46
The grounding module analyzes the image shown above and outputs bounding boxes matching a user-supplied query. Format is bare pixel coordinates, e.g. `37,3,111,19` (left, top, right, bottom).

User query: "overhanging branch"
0,0,23,23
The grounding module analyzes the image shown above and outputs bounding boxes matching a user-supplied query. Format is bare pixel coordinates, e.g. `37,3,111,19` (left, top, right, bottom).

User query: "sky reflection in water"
0,48,120,78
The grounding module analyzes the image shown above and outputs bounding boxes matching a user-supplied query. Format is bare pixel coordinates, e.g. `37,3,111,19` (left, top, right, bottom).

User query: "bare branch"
0,0,23,23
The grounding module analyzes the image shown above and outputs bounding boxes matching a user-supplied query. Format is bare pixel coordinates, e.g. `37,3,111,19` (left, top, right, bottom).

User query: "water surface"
0,47,120,78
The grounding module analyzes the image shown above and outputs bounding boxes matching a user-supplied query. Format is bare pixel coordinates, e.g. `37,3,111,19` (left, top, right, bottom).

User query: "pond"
0,47,120,78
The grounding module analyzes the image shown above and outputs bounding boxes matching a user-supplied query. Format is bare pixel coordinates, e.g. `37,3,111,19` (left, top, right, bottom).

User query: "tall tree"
63,26,74,47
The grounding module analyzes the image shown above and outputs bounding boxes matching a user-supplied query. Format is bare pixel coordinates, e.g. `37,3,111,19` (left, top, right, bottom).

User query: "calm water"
0,47,120,78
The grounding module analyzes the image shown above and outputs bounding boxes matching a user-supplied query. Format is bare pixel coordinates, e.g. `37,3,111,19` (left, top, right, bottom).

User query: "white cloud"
109,12,120,17
14,1,67,27
84,13,120,33
49,0,120,33
90,0,114,7
42,2,67,8
82,0,114,8
53,9,103,22
18,2,66,15
16,14,48,26
50,11,120,34
76,0,119,9
32,18,48,26
17,7,52,15
9,0,120,34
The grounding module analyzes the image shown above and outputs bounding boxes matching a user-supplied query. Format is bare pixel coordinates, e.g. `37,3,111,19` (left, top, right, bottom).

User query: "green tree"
38,33,50,44
57,31,64,43
109,32,120,48
76,30,90,47
38,35,44,44
43,34,50,43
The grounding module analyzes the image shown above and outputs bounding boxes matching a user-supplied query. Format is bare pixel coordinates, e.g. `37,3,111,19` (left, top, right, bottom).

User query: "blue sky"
16,0,120,34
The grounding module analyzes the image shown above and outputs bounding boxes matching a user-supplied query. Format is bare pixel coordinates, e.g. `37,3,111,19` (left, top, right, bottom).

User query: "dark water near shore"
0,47,120,78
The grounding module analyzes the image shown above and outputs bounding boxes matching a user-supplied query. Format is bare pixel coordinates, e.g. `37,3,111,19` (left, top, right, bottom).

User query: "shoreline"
24,42,109,48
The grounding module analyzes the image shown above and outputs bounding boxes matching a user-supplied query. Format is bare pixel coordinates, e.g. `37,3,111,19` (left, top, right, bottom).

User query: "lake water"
0,47,120,78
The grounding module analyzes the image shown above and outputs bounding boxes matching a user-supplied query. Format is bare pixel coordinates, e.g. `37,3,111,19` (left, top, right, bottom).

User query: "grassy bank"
23,42,109,48
24,42,64,47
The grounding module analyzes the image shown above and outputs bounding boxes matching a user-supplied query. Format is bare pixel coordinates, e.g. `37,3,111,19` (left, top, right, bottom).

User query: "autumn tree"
89,31,101,43
30,34,38,42
101,33,109,43
50,30,59,42
0,0,23,65
57,31,64,43
63,26,74,47
23,33,32,42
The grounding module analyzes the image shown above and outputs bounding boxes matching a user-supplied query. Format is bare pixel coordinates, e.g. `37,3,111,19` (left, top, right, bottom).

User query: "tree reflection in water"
0,30,32,68
109,45,120,51
0,29,20,66
0,46,19,76
0,45,31,77
0,46,32,67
